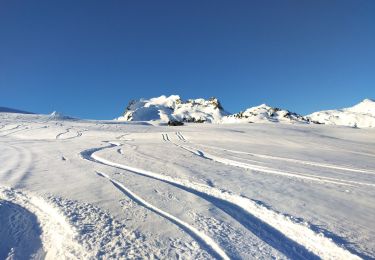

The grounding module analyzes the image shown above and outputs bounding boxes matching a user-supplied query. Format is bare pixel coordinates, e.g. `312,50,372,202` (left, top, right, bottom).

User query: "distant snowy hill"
0,107,33,114
222,104,309,124
117,95,229,123
117,96,375,128
307,99,375,128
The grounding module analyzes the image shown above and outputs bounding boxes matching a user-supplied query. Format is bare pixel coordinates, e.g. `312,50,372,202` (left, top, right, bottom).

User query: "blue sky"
0,1,374,119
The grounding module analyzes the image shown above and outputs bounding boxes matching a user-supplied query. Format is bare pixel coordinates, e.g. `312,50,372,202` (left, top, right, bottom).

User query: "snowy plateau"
0,97,375,259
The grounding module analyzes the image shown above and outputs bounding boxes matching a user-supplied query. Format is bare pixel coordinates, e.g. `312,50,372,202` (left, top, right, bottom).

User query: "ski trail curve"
56,128,86,140
80,143,361,260
56,128,72,139
171,141,375,187
95,171,229,260
199,144,375,175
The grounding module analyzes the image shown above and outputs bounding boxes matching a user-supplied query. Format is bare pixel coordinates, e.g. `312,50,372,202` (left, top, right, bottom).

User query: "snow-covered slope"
307,99,375,128
1,111,375,258
117,95,229,123
222,104,309,124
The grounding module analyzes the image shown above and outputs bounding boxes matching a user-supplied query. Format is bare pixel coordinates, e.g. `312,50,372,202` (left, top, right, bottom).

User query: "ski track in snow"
167,133,375,188
80,142,361,260
198,143,375,176
0,124,21,132
55,128,72,139
55,128,87,140
175,132,187,142
95,171,229,260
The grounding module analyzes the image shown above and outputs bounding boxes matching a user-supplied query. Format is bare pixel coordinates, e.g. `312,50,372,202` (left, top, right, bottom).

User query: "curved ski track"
198,143,375,175
80,142,360,260
56,128,87,140
95,171,229,260
167,133,375,188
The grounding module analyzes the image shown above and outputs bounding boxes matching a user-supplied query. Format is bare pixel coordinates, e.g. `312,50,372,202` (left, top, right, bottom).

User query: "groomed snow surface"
1,111,375,259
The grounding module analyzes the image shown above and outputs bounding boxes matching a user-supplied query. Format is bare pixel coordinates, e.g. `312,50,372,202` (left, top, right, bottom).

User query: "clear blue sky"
0,1,374,119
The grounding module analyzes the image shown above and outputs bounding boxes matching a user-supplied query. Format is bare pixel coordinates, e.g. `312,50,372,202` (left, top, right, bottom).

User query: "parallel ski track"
80,142,360,260
198,143,375,175
169,133,375,187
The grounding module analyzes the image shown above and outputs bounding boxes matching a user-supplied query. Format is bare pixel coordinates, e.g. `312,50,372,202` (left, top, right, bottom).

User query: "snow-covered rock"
222,104,309,124
307,99,375,128
117,95,229,123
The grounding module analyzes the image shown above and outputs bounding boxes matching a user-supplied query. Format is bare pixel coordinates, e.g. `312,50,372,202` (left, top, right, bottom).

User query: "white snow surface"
222,104,309,124
117,95,228,123
307,99,375,128
1,111,375,259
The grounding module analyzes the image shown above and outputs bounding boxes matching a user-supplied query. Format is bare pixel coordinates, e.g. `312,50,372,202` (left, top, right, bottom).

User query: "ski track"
0,124,21,132
80,142,361,260
167,133,375,187
56,128,72,139
95,171,229,260
56,128,87,140
177,131,375,175
198,143,375,176
175,132,186,142
116,133,130,140
0,143,34,187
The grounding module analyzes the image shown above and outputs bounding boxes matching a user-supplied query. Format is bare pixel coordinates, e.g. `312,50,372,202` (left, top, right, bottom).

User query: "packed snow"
1,109,374,259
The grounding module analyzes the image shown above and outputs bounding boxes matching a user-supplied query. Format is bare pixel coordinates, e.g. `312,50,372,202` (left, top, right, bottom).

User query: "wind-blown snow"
307,99,375,128
1,109,375,259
